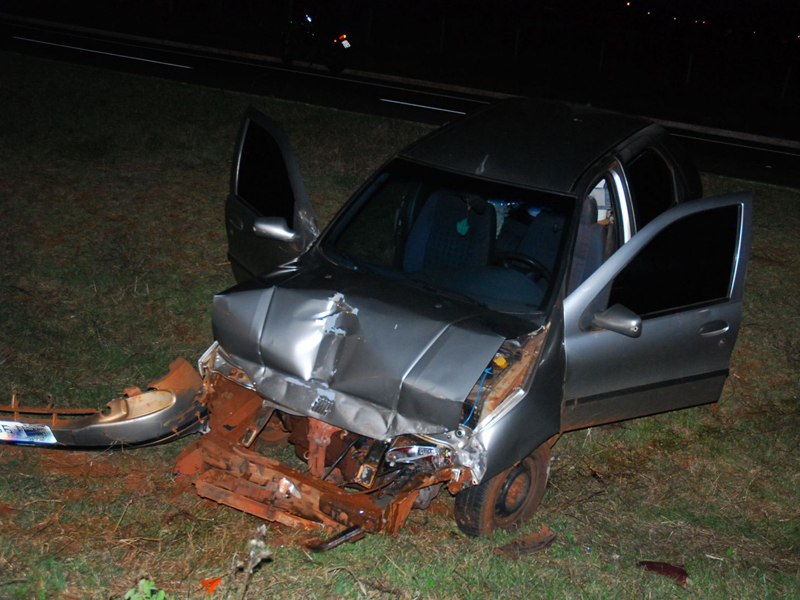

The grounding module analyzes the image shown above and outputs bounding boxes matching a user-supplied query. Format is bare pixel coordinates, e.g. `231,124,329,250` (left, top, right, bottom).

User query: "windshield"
322,160,575,314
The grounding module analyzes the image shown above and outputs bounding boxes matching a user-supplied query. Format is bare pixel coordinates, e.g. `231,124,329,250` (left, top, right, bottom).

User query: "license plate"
0,421,57,444
341,40,351,49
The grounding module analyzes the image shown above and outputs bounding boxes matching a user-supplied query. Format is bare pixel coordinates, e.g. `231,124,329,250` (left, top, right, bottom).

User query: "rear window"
627,149,675,229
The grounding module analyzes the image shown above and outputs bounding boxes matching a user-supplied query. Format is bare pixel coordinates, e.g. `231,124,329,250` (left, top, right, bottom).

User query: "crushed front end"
175,326,547,538
174,344,464,536
0,271,552,540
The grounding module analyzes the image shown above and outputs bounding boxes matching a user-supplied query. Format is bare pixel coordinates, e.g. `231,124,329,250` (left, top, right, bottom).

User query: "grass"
1,51,799,599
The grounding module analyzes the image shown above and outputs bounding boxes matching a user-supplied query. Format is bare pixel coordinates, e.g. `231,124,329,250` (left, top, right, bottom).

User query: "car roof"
399,98,653,195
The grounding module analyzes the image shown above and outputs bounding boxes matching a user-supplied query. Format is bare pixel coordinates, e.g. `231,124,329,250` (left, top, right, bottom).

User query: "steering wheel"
494,252,552,284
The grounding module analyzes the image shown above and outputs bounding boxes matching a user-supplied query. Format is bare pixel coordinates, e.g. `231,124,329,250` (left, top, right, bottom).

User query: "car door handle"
228,215,244,230
699,320,729,337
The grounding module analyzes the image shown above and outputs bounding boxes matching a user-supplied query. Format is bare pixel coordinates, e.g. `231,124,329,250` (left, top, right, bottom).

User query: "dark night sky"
4,0,799,138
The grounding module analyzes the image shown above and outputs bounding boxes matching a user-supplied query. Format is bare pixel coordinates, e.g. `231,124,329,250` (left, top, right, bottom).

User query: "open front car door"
562,192,753,430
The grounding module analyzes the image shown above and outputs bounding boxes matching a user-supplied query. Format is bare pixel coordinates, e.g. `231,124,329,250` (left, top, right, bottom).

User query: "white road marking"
15,27,489,105
10,19,800,155
650,116,800,150
672,133,800,158
379,98,466,115
13,36,193,69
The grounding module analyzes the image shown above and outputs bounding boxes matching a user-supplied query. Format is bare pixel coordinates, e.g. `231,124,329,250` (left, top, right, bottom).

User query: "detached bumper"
0,358,206,447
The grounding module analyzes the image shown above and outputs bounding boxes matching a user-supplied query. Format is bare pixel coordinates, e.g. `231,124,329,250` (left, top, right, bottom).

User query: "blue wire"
462,367,493,426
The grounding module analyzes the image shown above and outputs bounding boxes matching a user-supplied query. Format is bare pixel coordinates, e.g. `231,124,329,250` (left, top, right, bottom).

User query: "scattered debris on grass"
306,525,367,553
495,524,557,557
200,576,222,594
638,560,690,588
231,524,272,600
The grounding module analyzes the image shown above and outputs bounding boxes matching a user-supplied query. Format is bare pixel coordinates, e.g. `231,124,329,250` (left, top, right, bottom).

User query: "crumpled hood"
210,265,533,439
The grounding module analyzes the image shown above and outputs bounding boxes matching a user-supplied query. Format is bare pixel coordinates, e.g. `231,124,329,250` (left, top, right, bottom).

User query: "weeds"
124,579,175,600
232,524,273,599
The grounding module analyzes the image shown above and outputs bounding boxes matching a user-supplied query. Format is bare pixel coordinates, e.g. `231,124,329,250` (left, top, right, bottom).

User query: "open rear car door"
226,108,319,282
562,192,752,430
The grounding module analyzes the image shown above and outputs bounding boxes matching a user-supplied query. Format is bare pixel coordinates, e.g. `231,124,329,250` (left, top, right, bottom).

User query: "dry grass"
0,51,798,599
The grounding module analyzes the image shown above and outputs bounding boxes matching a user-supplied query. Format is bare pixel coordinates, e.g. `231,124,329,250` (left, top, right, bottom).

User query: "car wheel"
454,443,550,537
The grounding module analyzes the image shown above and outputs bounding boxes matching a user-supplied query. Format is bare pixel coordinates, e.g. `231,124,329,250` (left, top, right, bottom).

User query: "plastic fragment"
200,577,222,594
638,560,689,588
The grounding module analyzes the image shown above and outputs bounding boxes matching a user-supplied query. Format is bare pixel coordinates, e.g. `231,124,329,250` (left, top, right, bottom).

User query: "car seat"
513,210,565,272
567,197,606,291
403,190,496,272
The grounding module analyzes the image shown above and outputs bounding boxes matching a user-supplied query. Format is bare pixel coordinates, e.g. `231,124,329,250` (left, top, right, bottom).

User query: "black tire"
454,443,550,537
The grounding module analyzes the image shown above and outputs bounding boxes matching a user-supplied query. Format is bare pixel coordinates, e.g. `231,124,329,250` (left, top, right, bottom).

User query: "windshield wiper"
406,277,489,309
323,246,385,276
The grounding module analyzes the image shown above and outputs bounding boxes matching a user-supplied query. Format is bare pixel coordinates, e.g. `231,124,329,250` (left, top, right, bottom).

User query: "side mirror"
591,304,642,338
253,217,296,242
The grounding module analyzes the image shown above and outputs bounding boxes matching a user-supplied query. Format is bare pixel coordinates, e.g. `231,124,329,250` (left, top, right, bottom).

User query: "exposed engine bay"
172,329,548,544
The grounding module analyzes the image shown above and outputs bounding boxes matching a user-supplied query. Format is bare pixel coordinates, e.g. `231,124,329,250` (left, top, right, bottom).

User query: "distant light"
647,11,651,15
626,2,631,6
673,17,677,21
695,20,698,24
305,14,312,22
703,21,707,24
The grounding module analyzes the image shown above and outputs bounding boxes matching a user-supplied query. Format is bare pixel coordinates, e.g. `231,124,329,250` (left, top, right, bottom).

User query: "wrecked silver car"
2,99,752,543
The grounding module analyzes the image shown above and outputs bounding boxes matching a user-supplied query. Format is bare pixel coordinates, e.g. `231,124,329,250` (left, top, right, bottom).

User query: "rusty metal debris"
495,523,557,557
174,370,452,536
305,526,366,553
638,560,689,588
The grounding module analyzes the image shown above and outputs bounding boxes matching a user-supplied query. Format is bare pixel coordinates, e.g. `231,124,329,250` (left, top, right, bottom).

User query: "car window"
608,204,740,318
567,175,621,292
332,173,409,268
324,160,574,314
236,120,296,225
626,149,675,229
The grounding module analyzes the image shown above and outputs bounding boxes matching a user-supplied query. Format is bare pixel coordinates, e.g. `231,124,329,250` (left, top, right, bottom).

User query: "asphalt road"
4,14,800,190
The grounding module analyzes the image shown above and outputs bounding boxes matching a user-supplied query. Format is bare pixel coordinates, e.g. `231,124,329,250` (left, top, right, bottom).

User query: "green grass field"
1,51,798,599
